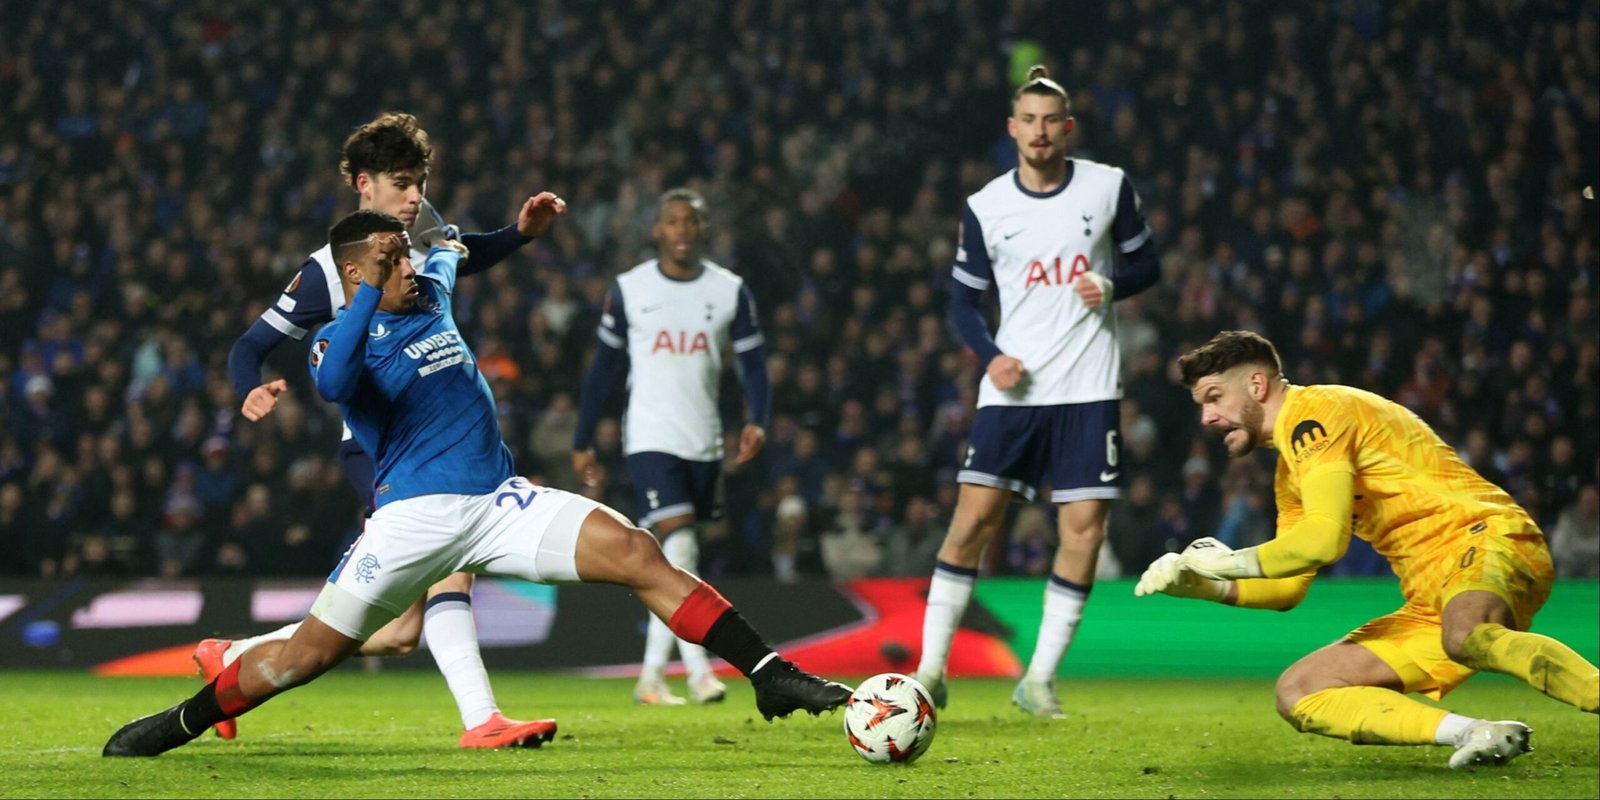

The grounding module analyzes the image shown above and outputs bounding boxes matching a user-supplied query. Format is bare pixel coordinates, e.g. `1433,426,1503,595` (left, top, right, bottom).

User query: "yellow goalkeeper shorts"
1345,532,1554,700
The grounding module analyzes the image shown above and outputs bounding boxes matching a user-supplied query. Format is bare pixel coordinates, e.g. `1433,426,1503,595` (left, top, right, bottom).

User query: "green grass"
3,671,1594,798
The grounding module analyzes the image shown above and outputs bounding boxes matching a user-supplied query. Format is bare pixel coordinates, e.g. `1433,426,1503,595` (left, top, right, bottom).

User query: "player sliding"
216,111,557,748
103,211,851,758
1137,330,1598,768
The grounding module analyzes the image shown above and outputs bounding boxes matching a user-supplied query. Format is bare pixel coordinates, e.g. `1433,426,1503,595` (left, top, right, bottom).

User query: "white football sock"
640,617,675,683
222,622,300,667
916,562,977,679
1434,712,1478,745
423,592,498,730
662,529,715,681
1025,576,1090,684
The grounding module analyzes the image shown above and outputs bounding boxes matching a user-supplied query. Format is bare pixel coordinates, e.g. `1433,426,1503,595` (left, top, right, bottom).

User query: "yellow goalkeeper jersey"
1270,384,1540,603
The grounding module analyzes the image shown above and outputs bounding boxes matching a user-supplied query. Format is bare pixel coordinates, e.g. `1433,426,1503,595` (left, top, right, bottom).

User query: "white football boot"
1448,720,1532,769
913,669,948,709
688,673,727,705
1011,679,1067,719
633,676,687,706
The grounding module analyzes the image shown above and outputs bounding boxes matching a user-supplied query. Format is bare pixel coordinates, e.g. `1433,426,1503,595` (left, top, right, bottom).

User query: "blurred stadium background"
0,0,1595,663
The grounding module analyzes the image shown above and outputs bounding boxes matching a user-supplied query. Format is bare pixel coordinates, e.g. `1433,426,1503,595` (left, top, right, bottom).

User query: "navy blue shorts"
627,451,723,528
956,400,1123,503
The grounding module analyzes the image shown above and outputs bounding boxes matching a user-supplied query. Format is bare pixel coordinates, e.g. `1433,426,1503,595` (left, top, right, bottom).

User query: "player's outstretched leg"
191,621,312,741
1445,590,1599,714
192,638,236,740
662,528,725,705
573,505,850,720
106,614,364,757
1278,641,1532,769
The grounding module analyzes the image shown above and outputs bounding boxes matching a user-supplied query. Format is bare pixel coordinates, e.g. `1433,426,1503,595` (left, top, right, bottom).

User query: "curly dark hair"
338,112,433,188
1177,331,1284,387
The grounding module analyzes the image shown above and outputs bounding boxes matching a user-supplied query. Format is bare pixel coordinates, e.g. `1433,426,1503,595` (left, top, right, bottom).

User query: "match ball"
842,672,937,765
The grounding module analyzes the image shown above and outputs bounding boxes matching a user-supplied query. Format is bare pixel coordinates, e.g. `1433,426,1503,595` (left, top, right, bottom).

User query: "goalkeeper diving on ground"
1136,330,1598,769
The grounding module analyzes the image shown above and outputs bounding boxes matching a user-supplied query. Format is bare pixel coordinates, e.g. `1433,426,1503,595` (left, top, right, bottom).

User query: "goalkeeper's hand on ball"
1133,551,1229,601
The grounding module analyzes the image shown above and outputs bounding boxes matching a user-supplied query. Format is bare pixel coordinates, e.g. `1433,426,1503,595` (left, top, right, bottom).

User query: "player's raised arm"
314,217,412,403
454,192,566,277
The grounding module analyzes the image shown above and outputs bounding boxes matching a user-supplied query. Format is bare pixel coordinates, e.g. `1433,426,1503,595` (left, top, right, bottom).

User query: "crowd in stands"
0,0,1595,582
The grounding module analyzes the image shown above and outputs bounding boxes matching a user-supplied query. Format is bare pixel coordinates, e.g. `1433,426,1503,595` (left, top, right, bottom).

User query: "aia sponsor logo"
1023,254,1091,289
651,330,710,355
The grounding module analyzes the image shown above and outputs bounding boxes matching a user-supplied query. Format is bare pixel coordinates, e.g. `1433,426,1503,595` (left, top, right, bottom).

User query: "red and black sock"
667,582,775,677
177,659,258,734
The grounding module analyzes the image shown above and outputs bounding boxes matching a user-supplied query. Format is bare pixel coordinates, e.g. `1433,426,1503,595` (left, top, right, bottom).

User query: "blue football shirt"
310,247,515,507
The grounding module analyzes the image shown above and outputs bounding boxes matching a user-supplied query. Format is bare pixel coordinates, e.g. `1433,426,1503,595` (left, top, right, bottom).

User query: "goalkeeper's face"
1191,371,1267,458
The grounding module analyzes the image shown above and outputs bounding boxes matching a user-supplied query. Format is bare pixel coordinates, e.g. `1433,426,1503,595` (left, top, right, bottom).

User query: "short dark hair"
339,112,433,188
329,209,406,266
1013,64,1070,114
1177,331,1284,387
658,187,707,223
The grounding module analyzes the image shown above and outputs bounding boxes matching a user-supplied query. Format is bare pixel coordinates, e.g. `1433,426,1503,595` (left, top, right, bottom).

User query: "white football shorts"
312,477,600,640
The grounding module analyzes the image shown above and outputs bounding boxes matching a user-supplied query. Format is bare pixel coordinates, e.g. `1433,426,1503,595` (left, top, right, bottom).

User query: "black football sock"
701,609,777,678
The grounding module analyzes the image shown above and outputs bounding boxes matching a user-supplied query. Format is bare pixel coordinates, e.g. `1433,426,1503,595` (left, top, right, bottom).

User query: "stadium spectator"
1549,484,1600,578
0,0,1593,580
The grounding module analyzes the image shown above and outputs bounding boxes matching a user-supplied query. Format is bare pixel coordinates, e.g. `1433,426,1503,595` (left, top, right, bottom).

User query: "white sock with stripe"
1024,574,1090,684
916,561,977,679
423,592,498,730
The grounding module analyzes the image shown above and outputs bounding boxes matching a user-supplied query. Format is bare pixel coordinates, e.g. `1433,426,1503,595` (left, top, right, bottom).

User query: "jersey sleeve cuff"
596,327,625,349
262,308,309,339
952,266,991,290
1118,226,1153,253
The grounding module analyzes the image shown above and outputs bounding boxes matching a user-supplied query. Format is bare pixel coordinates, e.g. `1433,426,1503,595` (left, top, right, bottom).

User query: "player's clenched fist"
986,354,1027,391
1074,271,1113,309
241,379,289,422
734,423,766,465
571,448,606,488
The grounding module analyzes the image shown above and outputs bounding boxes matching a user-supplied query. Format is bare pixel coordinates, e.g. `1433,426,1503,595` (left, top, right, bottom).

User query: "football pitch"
3,671,1594,798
